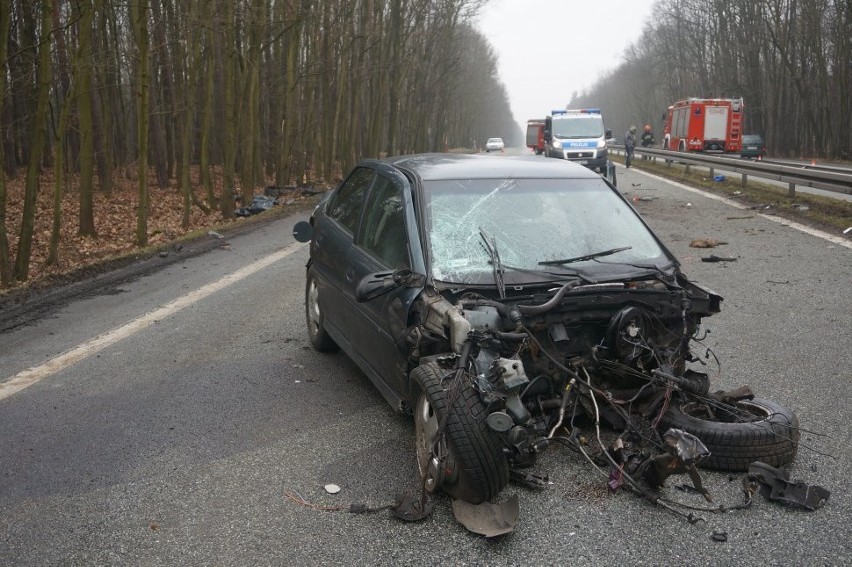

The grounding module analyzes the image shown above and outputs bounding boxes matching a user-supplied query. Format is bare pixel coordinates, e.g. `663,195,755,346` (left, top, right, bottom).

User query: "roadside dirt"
0,169,325,329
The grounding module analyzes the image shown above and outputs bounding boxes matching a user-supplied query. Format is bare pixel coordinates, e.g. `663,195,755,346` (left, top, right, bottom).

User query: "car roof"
379,153,601,181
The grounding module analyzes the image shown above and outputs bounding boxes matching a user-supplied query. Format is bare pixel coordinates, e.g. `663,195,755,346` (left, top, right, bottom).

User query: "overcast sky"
475,0,658,133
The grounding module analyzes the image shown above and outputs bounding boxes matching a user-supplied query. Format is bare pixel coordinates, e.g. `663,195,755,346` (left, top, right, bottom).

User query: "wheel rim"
307,278,322,338
414,393,440,492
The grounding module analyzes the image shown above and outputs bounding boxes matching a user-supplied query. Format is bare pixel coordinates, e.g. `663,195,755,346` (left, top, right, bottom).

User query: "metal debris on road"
748,462,830,511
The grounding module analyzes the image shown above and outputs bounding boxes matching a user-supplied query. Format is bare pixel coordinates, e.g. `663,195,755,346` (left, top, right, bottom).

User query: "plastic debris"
207,230,225,239
452,495,519,537
701,255,737,262
235,194,279,217
711,530,728,542
324,484,341,494
714,175,726,182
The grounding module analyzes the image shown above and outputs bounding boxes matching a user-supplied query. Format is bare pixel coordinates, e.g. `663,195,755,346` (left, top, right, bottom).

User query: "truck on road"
663,98,744,154
526,119,546,155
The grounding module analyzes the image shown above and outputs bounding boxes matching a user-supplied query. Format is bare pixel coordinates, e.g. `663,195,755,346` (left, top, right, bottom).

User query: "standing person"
640,124,655,160
624,125,637,168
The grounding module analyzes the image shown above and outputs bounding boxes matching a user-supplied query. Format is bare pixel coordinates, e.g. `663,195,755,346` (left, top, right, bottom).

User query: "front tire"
412,362,508,503
305,268,338,352
659,397,799,471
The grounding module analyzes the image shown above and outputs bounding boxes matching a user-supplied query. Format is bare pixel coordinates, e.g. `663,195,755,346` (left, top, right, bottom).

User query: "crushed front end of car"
401,169,799,506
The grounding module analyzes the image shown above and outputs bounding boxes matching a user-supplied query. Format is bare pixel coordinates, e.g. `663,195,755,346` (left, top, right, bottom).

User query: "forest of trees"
573,0,850,162
0,0,518,286
4,0,848,289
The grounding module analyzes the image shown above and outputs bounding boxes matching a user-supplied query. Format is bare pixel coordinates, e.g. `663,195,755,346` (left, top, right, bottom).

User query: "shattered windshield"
425,178,669,285
552,117,604,139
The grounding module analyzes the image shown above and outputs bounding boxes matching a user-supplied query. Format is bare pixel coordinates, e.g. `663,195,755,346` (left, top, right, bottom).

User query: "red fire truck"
526,119,546,155
663,98,744,154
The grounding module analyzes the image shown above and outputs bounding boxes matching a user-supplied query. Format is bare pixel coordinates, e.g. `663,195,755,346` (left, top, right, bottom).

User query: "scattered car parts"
748,461,829,511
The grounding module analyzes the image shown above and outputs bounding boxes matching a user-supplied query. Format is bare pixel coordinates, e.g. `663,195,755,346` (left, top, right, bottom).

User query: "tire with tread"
412,362,508,503
659,397,799,471
305,268,338,352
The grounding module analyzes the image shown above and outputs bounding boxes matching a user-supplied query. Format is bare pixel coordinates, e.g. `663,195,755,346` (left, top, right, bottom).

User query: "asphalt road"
1,165,850,565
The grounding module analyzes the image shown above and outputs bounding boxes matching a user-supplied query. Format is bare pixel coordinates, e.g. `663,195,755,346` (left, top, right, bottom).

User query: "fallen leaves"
1,166,320,293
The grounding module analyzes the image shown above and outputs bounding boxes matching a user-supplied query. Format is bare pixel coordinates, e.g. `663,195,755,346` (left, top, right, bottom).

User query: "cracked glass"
424,177,667,285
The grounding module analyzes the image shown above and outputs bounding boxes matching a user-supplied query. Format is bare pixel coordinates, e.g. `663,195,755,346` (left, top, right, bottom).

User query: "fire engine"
526,119,546,155
663,98,744,154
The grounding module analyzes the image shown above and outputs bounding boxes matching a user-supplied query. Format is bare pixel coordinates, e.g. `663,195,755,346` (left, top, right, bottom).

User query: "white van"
544,109,611,173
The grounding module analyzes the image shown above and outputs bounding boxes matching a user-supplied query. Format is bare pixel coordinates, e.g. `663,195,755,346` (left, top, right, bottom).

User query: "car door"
343,171,423,407
310,166,376,352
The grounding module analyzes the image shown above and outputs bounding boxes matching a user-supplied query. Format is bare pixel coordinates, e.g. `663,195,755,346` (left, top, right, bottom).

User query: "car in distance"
740,134,766,159
292,153,799,505
485,137,504,152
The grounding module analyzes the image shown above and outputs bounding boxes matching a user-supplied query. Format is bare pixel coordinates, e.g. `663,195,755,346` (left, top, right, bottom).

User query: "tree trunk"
200,0,216,209
77,0,97,237
134,0,150,246
14,0,53,281
220,0,235,218
0,1,12,285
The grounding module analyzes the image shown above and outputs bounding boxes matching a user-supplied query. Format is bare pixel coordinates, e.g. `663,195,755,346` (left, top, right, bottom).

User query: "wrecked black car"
293,153,799,505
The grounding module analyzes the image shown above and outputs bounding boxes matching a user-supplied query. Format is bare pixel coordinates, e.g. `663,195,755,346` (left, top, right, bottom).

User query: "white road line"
0,242,306,401
628,167,852,249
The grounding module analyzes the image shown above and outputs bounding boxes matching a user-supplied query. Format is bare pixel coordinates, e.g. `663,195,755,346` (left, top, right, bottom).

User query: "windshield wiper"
479,228,506,299
538,246,632,266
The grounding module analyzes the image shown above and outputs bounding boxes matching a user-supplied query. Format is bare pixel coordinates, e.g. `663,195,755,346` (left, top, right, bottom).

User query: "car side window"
326,167,375,234
360,176,410,269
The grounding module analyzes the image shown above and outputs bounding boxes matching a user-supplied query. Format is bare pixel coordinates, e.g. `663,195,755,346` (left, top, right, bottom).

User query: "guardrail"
609,145,852,197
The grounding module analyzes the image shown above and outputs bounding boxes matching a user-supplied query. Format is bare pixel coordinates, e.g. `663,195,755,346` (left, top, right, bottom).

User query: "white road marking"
0,242,306,401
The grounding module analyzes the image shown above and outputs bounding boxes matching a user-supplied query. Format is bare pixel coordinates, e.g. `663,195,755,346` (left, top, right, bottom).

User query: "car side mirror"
292,220,313,242
355,269,425,302
605,129,613,140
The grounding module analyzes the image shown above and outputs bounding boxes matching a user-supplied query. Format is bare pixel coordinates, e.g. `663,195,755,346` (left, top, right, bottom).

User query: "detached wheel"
305,268,338,352
412,362,508,504
659,397,799,471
